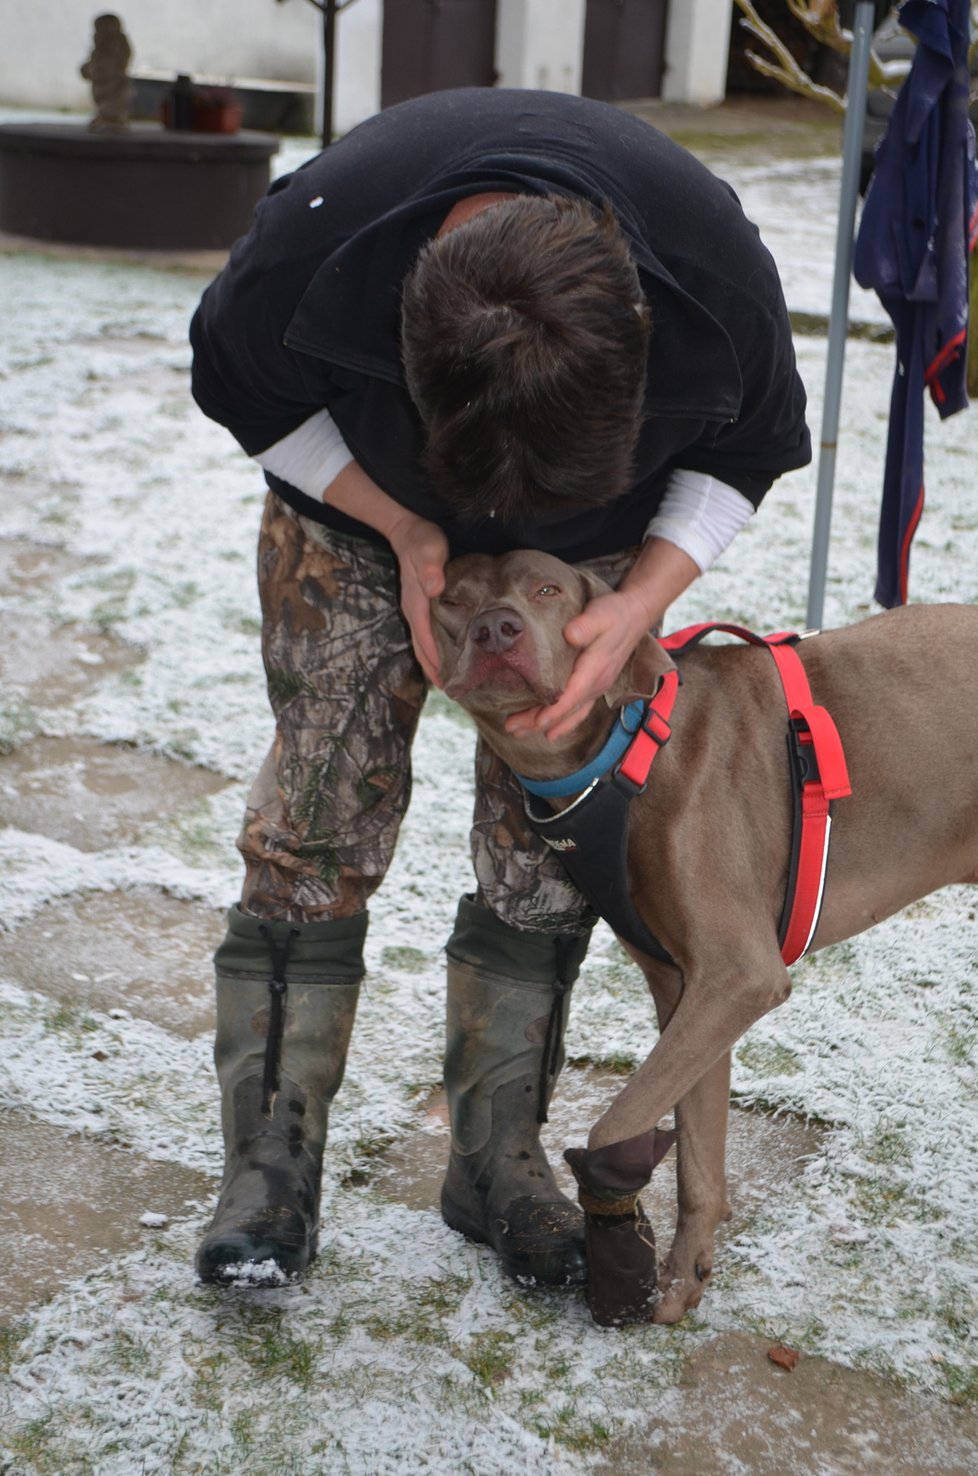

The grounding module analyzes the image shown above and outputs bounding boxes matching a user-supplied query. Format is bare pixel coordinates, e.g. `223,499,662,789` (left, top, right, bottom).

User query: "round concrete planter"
0,121,279,250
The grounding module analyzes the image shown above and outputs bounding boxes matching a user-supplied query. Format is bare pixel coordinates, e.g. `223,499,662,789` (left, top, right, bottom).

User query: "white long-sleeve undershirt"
644,468,754,572
253,407,354,496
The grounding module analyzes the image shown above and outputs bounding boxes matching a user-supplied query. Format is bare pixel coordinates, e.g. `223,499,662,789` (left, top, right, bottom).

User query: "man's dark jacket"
191,88,811,560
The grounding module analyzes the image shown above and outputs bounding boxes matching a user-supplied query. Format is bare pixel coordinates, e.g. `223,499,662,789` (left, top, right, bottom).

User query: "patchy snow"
1,117,977,1474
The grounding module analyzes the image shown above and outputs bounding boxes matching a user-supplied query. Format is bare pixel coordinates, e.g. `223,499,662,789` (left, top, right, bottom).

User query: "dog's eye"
438,595,461,608
535,584,561,598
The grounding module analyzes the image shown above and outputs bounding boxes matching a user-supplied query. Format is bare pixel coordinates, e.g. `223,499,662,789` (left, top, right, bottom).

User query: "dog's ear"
607,632,677,707
574,566,615,606
573,567,676,705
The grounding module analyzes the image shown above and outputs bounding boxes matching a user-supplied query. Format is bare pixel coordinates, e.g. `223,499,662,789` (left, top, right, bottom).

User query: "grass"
0,1319,26,1375
236,1326,319,1388
379,944,430,974
736,1039,803,1077
668,121,841,163
0,690,38,754
456,1328,516,1387
362,1272,471,1349
942,1363,978,1408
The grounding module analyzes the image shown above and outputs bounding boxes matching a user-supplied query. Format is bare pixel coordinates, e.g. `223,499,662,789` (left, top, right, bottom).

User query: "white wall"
496,0,587,94
0,0,321,112
663,0,733,105
0,1,729,126
332,0,381,135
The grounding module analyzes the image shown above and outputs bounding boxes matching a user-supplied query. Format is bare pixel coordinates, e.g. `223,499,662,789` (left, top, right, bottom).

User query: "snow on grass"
1,125,977,1472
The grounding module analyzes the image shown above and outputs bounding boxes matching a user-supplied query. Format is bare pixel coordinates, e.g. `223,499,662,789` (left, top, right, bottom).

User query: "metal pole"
321,0,337,149
805,0,876,630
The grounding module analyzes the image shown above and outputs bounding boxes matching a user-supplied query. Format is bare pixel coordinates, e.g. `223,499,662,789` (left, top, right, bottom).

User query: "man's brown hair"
400,193,650,527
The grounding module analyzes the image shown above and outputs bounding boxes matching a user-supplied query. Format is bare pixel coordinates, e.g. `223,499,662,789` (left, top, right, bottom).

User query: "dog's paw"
653,1259,711,1324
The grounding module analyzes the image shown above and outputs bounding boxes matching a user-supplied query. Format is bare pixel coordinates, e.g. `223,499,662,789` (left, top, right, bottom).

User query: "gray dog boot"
195,905,366,1285
440,896,591,1287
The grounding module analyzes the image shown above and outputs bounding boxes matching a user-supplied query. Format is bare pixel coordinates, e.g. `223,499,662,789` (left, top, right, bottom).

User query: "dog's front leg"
655,1051,732,1323
573,944,791,1324
635,955,734,1324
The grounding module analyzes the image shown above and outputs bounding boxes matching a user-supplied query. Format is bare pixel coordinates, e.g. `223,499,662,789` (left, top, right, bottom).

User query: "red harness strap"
616,668,681,790
658,623,852,966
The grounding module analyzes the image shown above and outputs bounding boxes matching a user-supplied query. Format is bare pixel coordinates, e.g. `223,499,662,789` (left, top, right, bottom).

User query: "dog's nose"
471,606,524,654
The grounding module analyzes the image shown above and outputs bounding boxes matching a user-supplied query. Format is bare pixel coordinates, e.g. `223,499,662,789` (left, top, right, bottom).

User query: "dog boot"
195,905,366,1285
440,895,591,1287
564,1127,677,1326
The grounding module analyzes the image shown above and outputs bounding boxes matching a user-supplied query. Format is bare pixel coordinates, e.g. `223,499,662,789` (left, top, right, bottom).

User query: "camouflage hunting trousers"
238,493,641,933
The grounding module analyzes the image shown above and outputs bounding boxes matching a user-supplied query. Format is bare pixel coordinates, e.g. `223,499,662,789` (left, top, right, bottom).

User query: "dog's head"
431,549,674,770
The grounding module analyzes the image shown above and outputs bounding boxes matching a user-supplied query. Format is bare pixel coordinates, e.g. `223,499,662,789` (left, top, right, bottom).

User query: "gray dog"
431,548,978,1326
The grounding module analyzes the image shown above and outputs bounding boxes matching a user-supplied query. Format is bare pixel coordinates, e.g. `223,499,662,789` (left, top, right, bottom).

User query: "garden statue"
80,14,132,133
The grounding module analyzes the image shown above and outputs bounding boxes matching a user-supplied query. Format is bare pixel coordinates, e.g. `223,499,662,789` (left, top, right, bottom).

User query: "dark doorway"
581,0,669,102
381,0,498,110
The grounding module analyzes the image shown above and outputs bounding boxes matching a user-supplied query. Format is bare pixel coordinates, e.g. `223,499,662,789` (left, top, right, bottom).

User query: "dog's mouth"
444,652,560,711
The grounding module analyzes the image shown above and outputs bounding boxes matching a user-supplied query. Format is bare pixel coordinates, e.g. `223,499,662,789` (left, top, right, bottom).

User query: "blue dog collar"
515,700,646,799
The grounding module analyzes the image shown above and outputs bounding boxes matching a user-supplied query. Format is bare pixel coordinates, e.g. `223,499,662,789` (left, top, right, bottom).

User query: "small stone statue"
80,14,133,133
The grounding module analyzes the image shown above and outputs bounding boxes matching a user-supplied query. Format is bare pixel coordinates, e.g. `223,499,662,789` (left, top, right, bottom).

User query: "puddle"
0,472,83,517
1,888,224,1038
0,1110,212,1320
0,535,85,592
374,1065,822,1236
600,1330,978,1476
0,611,138,708
0,735,227,850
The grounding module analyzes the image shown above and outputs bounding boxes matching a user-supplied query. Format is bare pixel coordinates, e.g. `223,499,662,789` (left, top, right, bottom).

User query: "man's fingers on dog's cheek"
539,693,589,736
546,702,593,741
505,706,543,735
563,615,594,648
418,650,440,685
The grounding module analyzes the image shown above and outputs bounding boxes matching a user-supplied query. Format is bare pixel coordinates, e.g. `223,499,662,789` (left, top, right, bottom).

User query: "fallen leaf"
767,1344,800,1371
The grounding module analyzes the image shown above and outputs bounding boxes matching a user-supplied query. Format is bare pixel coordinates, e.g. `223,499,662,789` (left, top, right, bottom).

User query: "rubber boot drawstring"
257,924,300,1117
536,937,580,1124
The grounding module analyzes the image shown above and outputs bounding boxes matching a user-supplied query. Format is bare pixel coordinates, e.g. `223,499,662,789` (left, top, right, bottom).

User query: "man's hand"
505,537,700,742
321,460,447,685
504,586,652,741
387,510,448,684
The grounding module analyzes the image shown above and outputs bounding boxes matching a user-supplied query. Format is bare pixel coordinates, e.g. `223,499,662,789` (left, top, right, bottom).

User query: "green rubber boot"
196,905,366,1285
440,896,591,1287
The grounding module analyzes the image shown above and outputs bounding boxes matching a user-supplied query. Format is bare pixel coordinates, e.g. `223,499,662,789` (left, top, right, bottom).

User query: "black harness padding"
523,771,676,966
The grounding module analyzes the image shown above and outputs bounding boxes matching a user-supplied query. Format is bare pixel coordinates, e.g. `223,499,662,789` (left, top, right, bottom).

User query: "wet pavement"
0,1112,213,1320
602,1331,978,1475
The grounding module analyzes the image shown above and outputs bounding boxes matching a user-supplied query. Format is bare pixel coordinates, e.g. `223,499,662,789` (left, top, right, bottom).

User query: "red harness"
622,623,852,965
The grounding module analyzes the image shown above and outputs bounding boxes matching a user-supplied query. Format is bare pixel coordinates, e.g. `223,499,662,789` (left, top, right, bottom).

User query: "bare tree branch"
742,47,847,108
784,0,852,55
733,0,909,108
734,0,846,106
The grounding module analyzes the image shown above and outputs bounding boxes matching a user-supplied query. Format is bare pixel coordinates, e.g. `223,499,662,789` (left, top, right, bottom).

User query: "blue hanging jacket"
853,0,978,607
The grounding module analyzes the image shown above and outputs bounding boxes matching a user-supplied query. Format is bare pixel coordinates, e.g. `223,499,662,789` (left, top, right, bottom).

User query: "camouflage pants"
238,493,640,933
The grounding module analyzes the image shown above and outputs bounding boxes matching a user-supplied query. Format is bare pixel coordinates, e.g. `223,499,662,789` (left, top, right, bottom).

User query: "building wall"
0,0,320,108
333,0,382,135
496,0,587,94
0,0,730,131
663,0,733,105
